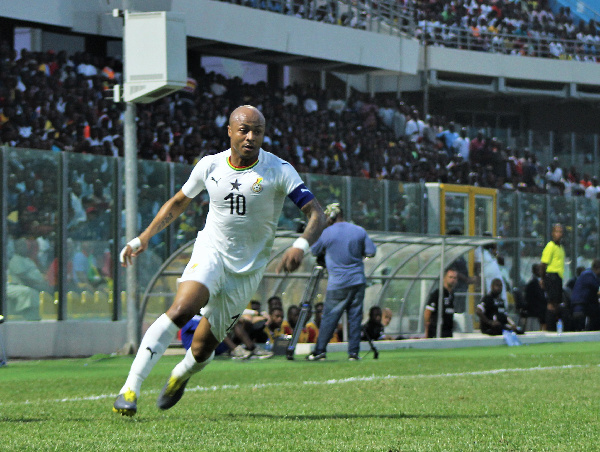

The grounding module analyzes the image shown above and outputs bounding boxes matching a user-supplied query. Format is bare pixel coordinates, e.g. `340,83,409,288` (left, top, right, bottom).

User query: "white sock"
171,348,214,380
120,313,179,396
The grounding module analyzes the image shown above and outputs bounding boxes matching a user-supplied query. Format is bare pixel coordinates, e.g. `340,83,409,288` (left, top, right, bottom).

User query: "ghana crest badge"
252,177,263,193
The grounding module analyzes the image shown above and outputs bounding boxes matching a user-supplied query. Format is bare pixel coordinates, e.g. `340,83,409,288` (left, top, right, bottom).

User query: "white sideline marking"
2,364,596,406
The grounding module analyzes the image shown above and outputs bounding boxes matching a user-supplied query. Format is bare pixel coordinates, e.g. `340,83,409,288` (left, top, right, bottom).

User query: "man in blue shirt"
570,259,600,331
306,203,376,361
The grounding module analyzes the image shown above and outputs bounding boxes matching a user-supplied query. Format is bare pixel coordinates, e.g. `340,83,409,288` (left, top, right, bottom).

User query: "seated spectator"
282,304,299,335
282,304,315,343
476,278,521,336
266,295,283,312
71,241,104,290
180,314,274,360
305,301,323,343
262,306,286,343
7,238,51,320
237,299,269,343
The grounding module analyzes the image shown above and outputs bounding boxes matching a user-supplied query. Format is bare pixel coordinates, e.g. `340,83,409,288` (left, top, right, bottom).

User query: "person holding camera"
306,203,376,361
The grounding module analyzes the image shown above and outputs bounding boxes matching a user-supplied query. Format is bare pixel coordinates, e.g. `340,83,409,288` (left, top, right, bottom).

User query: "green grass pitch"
1,342,599,451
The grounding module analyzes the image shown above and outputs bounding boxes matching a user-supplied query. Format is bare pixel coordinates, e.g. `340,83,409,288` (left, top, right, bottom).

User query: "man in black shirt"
476,278,520,336
424,268,458,338
523,263,547,330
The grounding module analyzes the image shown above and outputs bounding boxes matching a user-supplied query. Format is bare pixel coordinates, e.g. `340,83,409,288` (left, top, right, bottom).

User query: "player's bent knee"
167,282,210,327
191,345,216,363
166,307,196,328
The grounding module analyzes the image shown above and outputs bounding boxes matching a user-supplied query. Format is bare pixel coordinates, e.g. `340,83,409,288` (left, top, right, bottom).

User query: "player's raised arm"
276,198,326,274
120,189,193,267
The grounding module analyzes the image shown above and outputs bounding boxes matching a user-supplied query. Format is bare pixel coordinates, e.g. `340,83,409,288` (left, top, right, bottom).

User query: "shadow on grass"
0,417,45,423
0,415,160,424
221,412,498,421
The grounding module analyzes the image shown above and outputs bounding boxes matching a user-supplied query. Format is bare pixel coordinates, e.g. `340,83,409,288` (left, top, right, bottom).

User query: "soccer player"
113,105,326,416
305,203,377,361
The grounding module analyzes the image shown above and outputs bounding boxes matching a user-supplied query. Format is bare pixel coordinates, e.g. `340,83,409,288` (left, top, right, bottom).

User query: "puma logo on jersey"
146,347,157,359
211,177,221,185
300,188,309,193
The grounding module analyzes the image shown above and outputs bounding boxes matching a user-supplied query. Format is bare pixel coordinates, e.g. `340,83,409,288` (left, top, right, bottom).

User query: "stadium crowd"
1,44,599,324
218,0,600,62
415,0,600,61
1,44,598,198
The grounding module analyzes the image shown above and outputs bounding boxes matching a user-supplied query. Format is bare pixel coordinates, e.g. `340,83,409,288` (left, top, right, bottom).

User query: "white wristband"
292,237,310,254
119,237,142,263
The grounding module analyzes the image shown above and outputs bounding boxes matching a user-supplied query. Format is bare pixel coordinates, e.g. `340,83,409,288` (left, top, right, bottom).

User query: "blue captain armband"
288,184,315,209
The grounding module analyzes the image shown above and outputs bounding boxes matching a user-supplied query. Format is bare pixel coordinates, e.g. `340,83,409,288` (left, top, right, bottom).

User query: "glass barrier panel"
388,182,422,233
444,192,468,234
497,190,519,297
574,196,599,269
305,173,348,212
497,190,517,238
350,178,384,230
6,148,60,321
135,160,170,300
278,197,303,231
141,241,193,334
172,163,201,250
516,191,547,284
66,153,116,320
474,195,494,236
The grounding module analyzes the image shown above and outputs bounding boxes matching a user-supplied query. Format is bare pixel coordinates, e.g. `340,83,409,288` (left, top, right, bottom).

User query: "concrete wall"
426,46,600,85
1,320,128,358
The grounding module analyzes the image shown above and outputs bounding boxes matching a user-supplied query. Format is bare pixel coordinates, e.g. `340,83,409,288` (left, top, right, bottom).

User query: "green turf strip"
1,342,599,451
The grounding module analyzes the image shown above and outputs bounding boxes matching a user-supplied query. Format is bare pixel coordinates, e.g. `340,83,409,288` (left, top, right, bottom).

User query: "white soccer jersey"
181,148,305,273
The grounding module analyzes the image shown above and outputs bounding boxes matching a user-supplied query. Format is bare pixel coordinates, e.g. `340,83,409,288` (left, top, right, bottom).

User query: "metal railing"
213,0,600,63
419,26,600,61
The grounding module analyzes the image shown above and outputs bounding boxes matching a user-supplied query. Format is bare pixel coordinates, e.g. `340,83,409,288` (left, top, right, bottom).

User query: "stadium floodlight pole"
122,0,140,353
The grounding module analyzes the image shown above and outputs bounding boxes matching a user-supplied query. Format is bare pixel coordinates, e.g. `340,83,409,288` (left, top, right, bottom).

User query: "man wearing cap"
306,203,376,361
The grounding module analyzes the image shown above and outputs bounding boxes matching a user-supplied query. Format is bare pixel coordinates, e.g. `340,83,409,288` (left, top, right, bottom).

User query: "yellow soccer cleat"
156,375,190,411
112,389,137,417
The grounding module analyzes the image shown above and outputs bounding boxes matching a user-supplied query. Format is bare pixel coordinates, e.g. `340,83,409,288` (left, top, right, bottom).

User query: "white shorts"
178,236,264,342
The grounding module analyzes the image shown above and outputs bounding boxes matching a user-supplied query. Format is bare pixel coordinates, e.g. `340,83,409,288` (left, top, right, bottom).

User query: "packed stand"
1,45,599,197
415,0,600,61
216,0,599,62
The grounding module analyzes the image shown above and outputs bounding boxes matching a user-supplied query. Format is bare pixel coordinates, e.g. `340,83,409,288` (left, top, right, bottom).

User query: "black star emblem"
230,179,241,191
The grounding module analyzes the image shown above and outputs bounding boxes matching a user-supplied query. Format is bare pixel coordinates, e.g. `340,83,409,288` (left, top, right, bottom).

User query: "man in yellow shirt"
540,224,565,331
